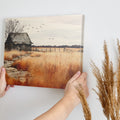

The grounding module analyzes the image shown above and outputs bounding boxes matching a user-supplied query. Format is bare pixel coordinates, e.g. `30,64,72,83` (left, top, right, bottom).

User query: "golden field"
4,49,83,88
4,50,27,60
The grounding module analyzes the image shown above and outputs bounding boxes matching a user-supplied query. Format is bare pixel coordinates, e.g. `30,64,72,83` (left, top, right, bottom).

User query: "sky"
6,15,84,46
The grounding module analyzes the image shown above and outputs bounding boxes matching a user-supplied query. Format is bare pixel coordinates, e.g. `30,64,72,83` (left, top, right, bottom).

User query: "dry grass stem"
91,40,120,120
76,84,91,120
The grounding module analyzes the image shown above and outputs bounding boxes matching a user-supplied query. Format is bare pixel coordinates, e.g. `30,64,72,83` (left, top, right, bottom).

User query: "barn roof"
7,33,32,45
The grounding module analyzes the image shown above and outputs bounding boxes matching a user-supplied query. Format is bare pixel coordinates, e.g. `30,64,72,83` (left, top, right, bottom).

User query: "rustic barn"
5,33,32,51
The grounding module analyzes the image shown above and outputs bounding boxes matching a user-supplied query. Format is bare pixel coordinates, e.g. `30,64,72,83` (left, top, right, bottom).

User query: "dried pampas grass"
91,40,120,120
76,84,91,120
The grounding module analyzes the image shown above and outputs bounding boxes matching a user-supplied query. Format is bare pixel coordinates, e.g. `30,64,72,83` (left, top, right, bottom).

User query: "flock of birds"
25,23,45,32
24,23,56,41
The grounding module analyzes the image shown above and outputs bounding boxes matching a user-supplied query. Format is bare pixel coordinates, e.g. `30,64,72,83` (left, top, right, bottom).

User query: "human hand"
0,67,10,97
35,72,89,120
64,71,89,107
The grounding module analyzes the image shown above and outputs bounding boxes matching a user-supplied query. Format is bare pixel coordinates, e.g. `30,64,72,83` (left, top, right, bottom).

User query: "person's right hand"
35,71,89,120
64,71,89,107
0,67,10,97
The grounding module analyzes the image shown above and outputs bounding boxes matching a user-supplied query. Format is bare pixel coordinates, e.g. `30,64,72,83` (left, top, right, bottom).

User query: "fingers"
0,67,13,97
0,67,6,79
72,72,87,88
0,91,6,97
77,72,87,83
0,85,10,98
0,67,7,97
69,71,81,82
0,67,2,77
80,72,87,80
77,73,89,97
6,85,10,91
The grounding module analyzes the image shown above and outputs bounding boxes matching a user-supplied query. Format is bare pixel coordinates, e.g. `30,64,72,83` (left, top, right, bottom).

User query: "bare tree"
5,19,24,39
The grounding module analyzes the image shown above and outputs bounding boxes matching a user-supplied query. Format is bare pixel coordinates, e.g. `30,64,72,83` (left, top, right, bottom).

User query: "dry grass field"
4,49,83,88
4,50,27,60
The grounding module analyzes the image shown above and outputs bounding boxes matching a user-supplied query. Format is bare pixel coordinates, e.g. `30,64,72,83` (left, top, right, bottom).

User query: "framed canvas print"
4,15,84,89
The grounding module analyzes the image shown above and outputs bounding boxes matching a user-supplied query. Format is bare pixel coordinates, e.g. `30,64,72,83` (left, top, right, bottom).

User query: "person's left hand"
0,67,10,97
